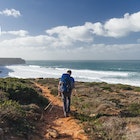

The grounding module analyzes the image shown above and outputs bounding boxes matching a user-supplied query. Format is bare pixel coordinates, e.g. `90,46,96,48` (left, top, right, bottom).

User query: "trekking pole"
44,94,60,110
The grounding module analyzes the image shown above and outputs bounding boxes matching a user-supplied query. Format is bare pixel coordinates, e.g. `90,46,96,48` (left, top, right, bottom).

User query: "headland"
0,58,25,65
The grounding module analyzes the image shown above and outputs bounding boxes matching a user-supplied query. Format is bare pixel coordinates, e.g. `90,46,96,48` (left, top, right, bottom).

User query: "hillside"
0,58,25,65
37,78,140,140
0,78,48,139
0,78,88,140
0,78,140,139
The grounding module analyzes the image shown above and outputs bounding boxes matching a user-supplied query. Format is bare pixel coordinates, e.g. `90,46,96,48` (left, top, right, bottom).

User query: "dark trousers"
61,92,71,114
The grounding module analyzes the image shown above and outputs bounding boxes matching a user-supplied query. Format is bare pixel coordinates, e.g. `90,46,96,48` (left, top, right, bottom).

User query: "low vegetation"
1,77,140,139
37,78,140,140
0,78,48,139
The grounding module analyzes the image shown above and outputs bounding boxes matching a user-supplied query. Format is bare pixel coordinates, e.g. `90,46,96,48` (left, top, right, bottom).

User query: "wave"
0,64,140,87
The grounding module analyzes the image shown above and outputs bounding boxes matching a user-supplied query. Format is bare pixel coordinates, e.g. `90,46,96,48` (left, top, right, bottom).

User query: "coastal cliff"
0,58,25,65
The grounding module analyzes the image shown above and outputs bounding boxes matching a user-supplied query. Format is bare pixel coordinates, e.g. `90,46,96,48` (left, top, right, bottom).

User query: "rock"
45,128,59,139
89,113,96,117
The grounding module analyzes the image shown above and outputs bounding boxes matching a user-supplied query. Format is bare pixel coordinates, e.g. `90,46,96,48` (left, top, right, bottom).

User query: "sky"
0,0,140,60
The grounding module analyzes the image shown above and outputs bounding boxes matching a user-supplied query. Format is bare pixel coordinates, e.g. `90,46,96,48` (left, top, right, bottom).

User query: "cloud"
0,8,21,17
2,30,28,37
0,11,140,59
1,11,139,49
89,11,140,38
46,25,94,46
1,34,140,60
0,35,56,49
44,11,140,47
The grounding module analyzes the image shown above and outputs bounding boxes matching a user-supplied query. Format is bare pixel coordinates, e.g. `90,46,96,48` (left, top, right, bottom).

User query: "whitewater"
0,60,140,87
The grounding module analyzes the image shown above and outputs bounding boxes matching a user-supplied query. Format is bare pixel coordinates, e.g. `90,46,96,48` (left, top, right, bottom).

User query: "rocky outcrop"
0,58,25,65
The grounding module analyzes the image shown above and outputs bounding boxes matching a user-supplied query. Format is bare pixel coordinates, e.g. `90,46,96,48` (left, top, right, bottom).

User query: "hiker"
58,70,75,117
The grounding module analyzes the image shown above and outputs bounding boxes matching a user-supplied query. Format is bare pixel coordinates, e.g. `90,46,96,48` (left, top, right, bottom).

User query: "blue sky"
0,0,140,60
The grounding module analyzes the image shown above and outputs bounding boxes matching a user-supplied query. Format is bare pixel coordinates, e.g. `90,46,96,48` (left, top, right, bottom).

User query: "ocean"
0,60,140,87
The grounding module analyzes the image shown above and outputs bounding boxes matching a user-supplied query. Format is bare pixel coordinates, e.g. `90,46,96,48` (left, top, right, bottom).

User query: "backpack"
60,73,71,93
70,77,75,89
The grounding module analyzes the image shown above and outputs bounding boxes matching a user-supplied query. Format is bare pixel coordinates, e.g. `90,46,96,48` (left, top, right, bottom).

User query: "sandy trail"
35,83,88,140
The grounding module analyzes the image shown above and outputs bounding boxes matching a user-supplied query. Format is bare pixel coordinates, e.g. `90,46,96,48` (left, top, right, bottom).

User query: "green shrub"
134,87,140,92
37,78,59,86
0,100,32,135
0,78,49,137
50,87,58,96
85,82,100,87
101,85,113,91
0,91,9,102
0,78,48,107
117,84,133,90
128,103,140,116
0,100,24,120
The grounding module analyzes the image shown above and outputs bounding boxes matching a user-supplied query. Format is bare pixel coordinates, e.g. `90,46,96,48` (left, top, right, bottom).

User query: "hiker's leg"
62,93,67,116
67,96,71,113
67,93,71,113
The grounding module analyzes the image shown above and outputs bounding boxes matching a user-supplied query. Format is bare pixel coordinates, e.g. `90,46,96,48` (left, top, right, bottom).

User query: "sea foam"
0,64,140,87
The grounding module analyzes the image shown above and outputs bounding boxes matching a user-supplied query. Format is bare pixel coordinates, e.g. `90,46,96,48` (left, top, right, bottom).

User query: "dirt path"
35,83,88,140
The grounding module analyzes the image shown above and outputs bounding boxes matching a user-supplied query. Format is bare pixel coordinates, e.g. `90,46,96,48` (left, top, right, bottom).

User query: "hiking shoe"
64,112,68,117
67,112,71,117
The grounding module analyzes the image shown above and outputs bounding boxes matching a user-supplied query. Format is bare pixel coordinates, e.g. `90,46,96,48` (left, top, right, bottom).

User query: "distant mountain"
0,58,25,65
